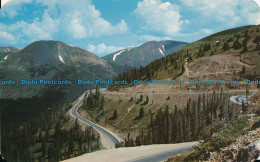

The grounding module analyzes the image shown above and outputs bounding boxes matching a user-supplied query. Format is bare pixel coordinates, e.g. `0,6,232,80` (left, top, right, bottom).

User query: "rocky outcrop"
237,140,260,162
209,117,260,162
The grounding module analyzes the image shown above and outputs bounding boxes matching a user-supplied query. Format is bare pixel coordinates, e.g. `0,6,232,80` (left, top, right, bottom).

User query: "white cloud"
139,35,173,41
0,31,15,44
201,29,213,34
87,43,125,56
0,0,128,44
182,0,260,25
0,11,59,44
134,0,188,36
0,0,33,18
36,0,128,39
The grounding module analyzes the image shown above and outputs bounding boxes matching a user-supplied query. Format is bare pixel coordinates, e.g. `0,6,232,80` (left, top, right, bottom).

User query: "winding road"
230,95,255,105
65,89,258,162
65,90,200,162
69,90,123,149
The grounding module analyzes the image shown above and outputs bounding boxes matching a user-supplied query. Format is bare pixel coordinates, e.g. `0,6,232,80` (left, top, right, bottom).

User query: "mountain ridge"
102,40,189,68
0,40,115,100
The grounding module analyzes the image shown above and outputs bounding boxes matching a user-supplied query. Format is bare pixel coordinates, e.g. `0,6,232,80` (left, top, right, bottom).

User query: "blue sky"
0,0,260,57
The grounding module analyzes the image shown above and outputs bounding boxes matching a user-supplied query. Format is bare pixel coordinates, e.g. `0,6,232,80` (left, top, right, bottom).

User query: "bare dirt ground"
251,91,260,104
180,54,254,81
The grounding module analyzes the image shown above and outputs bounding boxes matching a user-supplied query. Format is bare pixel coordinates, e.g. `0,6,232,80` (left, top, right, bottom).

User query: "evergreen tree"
232,38,242,50
222,42,230,51
111,110,118,120
255,42,260,51
139,94,143,102
135,107,145,120
145,95,149,104
241,66,246,74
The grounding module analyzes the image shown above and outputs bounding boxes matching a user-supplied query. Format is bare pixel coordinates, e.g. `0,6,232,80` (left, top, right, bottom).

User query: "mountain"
0,46,20,63
0,41,115,100
102,40,188,68
109,25,260,89
0,46,20,53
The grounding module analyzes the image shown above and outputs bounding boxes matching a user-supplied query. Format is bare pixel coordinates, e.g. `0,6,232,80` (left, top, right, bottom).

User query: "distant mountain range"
102,40,188,67
0,40,188,100
0,41,115,100
0,46,20,62
0,46,20,53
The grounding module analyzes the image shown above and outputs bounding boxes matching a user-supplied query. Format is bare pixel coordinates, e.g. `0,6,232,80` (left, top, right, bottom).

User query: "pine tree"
41,139,47,157
164,106,170,143
97,134,101,150
111,110,118,120
139,94,143,102
100,95,105,110
242,101,247,112
135,107,145,120
233,38,242,50
256,42,260,51
241,66,246,74
241,37,249,53
222,42,230,51
145,95,149,104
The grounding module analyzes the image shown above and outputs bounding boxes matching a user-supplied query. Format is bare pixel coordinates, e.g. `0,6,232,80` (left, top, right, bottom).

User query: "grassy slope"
79,25,260,139
154,25,259,81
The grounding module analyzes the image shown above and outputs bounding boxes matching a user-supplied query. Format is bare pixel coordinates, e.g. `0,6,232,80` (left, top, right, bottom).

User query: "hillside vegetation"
167,106,260,162
109,25,260,90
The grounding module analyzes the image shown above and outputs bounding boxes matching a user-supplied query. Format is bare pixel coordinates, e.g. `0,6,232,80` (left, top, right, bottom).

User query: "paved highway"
62,142,199,162
102,90,259,95
70,91,123,149
230,95,254,105
66,89,258,162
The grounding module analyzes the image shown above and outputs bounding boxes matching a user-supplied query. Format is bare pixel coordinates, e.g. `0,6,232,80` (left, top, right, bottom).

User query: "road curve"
69,90,123,149
62,142,199,162
66,89,258,162
230,95,254,105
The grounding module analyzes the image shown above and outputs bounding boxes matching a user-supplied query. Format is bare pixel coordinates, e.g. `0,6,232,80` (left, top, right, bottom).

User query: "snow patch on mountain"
4,55,8,60
57,45,65,64
162,45,165,52
159,48,164,56
113,50,125,61
59,55,65,64
99,59,106,65
67,43,75,47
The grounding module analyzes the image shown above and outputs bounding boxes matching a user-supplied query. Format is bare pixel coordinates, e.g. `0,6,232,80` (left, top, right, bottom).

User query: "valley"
1,24,260,162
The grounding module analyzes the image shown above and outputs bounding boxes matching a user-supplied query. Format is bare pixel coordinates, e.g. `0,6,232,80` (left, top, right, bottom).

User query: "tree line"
2,103,101,161
125,90,245,147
